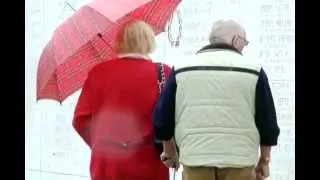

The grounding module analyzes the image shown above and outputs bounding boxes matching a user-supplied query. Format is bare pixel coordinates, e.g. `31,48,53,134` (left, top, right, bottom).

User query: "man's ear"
232,35,242,50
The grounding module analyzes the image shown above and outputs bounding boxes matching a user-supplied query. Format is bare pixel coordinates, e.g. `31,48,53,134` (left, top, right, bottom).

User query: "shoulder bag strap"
156,63,166,93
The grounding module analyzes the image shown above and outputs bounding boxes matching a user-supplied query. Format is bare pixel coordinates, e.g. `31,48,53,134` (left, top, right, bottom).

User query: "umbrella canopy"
87,0,151,22
37,0,181,103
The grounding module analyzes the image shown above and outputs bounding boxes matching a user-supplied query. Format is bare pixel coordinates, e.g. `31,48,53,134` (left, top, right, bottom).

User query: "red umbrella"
37,0,181,103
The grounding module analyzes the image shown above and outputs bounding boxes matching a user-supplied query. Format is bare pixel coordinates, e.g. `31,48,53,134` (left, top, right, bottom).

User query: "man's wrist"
260,156,271,164
260,146,271,163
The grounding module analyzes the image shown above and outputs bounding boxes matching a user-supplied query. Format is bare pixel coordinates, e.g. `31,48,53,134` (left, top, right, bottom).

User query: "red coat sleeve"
73,74,95,147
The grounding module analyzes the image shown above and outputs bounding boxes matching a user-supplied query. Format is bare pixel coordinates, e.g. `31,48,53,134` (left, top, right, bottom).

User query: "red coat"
73,56,171,180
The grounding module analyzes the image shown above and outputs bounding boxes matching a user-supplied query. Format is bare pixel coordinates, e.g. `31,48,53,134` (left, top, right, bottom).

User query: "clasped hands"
160,140,180,170
160,151,179,170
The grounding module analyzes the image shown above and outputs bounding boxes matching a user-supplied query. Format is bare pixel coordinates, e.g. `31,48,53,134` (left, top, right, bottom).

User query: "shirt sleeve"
72,74,94,147
255,68,280,146
153,69,177,141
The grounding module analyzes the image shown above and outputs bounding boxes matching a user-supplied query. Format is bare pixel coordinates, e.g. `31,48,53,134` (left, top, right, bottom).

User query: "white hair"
209,20,245,44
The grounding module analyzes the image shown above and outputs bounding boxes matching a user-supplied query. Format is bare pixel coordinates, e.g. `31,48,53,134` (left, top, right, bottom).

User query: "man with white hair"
153,20,280,180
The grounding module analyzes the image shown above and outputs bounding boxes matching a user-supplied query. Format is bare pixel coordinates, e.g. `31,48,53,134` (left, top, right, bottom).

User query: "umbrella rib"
85,7,111,59
153,1,168,31
86,8,116,60
70,16,88,43
64,2,88,43
57,12,89,67
162,2,178,31
86,7,102,34
144,0,159,23
86,14,108,59
58,28,73,62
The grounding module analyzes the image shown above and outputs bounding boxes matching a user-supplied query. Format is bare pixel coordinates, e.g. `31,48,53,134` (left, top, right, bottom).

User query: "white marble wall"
26,0,294,179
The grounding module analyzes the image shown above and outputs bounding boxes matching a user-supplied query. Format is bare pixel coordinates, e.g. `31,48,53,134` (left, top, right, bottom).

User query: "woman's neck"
118,53,150,60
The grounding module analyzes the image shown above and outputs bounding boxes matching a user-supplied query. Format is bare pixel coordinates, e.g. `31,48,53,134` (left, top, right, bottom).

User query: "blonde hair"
115,20,156,54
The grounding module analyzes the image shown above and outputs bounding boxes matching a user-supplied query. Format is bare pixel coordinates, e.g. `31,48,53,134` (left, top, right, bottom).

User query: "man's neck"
197,43,242,55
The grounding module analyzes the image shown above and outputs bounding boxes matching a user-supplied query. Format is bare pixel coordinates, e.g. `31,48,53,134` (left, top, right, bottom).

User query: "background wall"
25,0,295,179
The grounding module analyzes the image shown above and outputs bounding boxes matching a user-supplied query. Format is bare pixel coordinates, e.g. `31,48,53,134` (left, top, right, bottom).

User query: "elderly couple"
72,19,280,180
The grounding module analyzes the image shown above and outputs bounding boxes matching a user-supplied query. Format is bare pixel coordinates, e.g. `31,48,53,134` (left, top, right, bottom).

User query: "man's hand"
255,157,270,180
160,152,180,170
256,172,265,180
161,139,180,170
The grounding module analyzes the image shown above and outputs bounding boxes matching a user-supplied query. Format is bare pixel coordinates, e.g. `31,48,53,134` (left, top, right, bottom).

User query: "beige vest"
174,50,261,168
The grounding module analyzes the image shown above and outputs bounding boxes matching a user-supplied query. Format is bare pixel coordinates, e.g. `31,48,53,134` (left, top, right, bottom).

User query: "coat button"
122,143,128,148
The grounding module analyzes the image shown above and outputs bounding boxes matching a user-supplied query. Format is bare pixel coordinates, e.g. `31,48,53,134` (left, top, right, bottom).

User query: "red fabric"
37,0,181,102
89,143,169,180
73,57,171,180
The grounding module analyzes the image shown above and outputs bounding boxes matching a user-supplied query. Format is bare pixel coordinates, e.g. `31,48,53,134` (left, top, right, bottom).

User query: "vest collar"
197,43,242,55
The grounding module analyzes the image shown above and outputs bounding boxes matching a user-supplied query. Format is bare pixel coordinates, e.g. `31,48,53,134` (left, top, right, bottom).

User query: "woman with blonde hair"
72,20,172,180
